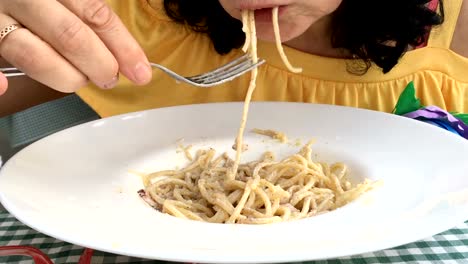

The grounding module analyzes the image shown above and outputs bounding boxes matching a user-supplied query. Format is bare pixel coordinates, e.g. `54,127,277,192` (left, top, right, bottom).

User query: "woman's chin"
255,23,305,43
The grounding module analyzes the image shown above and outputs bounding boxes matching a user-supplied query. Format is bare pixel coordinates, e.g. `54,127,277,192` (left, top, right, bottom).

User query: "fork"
0,54,265,87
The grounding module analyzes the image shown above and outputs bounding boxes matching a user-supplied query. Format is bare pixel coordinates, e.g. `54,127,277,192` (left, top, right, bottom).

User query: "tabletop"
1,95,468,264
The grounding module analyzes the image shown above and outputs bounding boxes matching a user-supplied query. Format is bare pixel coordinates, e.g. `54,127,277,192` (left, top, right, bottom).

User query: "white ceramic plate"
1,102,468,263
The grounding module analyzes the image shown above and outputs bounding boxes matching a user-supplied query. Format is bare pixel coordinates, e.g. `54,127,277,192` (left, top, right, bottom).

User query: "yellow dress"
76,0,468,118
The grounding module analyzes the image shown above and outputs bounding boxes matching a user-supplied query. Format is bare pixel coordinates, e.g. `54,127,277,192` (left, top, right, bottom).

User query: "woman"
0,0,466,118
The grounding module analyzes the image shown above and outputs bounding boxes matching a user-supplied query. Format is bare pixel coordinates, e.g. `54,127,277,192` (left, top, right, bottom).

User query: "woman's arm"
451,0,468,57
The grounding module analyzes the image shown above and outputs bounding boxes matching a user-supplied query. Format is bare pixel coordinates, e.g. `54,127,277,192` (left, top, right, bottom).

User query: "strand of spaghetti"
241,207,265,218
198,179,218,204
316,196,334,211
228,189,244,203
168,203,206,221
241,11,251,52
276,206,291,220
162,201,189,219
254,188,273,216
146,170,180,181
272,7,303,73
147,189,166,205
227,180,254,223
208,210,229,223
229,10,258,181
300,196,313,216
249,10,259,62
291,191,314,206
168,199,213,217
245,190,257,209
183,145,193,161
271,198,281,214
213,194,236,214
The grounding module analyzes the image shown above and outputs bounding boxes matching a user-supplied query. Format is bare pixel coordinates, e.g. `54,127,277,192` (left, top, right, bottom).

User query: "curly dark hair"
162,0,444,74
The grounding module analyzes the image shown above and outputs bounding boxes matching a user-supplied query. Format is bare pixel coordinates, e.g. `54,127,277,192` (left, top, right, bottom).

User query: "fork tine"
150,63,224,88
190,58,255,83
188,54,251,81
191,60,266,86
191,59,257,84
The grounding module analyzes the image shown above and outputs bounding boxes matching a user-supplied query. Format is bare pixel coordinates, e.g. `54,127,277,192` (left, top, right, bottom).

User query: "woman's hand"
0,0,153,95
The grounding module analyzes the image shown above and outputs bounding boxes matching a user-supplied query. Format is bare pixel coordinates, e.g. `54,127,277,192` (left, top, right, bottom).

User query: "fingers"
5,0,120,88
59,0,152,85
0,15,88,93
0,73,7,95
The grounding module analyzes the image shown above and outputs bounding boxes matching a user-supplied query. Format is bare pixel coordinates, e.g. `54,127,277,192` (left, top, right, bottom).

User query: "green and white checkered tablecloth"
1,208,467,263
1,95,468,263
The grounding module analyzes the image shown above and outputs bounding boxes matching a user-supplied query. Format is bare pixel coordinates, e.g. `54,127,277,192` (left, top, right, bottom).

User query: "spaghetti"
252,128,288,143
272,7,303,73
138,8,375,224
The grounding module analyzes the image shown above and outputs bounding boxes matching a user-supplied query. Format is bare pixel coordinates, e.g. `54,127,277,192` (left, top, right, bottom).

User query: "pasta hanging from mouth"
137,8,376,224
272,7,303,73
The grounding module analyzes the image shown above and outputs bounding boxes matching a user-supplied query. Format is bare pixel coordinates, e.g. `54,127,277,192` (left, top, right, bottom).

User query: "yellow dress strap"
427,0,464,48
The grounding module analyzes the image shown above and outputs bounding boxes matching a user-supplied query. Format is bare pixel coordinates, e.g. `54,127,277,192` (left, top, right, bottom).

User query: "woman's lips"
253,6,287,23
236,0,292,10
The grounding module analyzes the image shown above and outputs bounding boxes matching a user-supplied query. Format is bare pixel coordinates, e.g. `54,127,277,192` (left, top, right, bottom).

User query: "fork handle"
0,67,26,77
